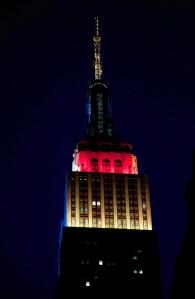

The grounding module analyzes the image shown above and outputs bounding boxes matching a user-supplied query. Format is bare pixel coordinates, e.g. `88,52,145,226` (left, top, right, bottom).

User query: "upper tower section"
87,81,114,138
87,17,114,138
72,18,138,175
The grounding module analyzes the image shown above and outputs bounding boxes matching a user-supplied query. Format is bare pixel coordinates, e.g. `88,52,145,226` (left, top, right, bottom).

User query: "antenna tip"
95,17,99,35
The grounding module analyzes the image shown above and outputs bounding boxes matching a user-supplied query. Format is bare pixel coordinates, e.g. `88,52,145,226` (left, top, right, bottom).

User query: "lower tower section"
56,227,162,298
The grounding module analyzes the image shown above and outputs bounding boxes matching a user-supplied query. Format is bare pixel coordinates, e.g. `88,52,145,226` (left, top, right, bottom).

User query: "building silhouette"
55,18,162,299
169,151,195,299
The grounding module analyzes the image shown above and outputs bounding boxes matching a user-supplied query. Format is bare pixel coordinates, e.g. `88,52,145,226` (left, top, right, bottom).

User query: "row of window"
71,192,145,199
71,200,146,208
83,271,144,287
71,217,147,229
71,201,147,212
71,185,146,197
70,177,146,191
91,158,123,172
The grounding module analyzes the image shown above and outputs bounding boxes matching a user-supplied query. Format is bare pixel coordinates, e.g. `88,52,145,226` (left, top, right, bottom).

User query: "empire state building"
56,18,162,299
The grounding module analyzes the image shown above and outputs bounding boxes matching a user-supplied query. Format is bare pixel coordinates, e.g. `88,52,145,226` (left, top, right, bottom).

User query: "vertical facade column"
75,172,80,227
137,177,143,230
100,173,105,228
88,173,92,227
112,174,118,228
67,174,72,226
145,176,152,230
125,175,130,229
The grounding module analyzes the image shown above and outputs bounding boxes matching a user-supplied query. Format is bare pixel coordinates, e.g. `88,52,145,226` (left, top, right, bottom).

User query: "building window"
102,159,111,172
143,220,148,229
114,159,122,173
91,158,99,172
71,218,75,226
86,281,90,287
80,207,88,213
92,201,101,206
135,220,140,229
98,260,103,265
143,213,147,220
81,260,90,265
132,255,138,260
130,220,135,228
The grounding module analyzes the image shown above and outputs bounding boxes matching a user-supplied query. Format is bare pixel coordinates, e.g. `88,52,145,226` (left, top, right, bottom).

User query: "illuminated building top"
67,18,152,231
72,17,138,175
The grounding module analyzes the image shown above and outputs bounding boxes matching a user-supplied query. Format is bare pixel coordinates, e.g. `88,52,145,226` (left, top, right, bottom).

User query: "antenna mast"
93,17,102,80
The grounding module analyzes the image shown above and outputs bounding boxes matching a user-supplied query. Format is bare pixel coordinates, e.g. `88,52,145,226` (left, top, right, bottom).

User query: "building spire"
93,17,102,80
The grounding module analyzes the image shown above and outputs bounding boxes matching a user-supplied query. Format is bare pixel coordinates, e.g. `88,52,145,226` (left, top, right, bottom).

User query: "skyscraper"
55,18,162,299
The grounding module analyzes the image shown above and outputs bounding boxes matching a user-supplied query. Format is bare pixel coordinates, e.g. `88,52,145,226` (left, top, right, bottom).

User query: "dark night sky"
0,1,194,299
